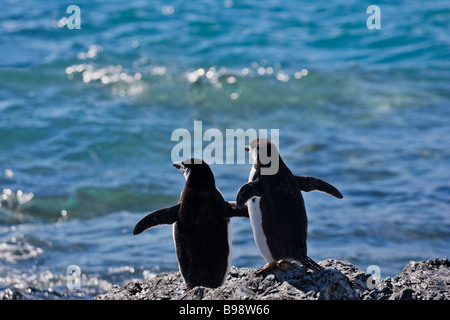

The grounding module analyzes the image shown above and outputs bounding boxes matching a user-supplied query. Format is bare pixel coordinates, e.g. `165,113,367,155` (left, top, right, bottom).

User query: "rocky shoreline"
94,257,449,300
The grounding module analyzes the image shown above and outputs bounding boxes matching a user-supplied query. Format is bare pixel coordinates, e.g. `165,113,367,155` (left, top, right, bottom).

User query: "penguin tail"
298,256,324,271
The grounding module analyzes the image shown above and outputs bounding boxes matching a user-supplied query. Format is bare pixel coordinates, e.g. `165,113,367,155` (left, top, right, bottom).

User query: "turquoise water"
0,0,449,299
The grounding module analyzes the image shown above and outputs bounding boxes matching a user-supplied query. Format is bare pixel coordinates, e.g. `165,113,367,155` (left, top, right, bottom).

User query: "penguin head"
173,158,215,188
245,139,280,175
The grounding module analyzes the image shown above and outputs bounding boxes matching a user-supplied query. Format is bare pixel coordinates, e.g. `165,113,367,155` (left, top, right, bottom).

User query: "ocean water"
0,0,449,299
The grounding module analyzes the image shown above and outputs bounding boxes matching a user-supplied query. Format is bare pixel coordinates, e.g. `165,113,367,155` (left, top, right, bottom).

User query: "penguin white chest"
247,166,274,263
248,197,274,263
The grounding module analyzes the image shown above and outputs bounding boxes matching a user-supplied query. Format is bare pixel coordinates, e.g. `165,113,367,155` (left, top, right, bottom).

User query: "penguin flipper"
133,204,180,235
213,189,249,218
295,176,343,199
236,178,264,209
225,201,249,218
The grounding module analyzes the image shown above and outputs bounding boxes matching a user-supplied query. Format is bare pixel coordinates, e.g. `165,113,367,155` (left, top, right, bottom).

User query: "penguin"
133,158,248,290
236,139,343,274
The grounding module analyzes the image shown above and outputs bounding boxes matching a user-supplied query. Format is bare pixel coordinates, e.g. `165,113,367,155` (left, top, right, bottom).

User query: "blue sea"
0,0,449,299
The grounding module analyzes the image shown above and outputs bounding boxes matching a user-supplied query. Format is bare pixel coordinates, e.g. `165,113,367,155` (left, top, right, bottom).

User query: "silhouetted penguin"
134,158,248,290
236,139,343,274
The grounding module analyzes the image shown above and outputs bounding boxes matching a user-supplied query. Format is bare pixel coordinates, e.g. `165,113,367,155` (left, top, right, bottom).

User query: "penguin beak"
244,145,250,152
173,162,183,170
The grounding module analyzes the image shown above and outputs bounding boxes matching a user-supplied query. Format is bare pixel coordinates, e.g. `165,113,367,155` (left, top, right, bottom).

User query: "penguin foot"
277,260,295,271
255,261,278,275
255,260,295,274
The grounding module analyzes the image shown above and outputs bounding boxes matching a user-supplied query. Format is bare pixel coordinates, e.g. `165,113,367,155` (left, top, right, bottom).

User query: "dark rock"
93,257,449,300
373,257,449,300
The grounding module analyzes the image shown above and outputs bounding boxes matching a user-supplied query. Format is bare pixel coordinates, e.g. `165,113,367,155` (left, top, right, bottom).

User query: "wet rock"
93,258,449,300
